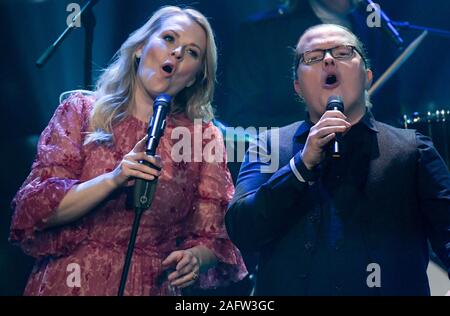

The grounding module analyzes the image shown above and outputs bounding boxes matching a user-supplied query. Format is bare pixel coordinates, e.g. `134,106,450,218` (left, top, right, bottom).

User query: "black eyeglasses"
298,45,363,66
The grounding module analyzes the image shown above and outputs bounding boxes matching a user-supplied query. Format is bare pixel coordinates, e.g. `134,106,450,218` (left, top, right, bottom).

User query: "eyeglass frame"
295,44,366,69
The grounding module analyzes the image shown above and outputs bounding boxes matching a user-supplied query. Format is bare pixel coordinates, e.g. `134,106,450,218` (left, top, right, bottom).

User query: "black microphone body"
326,95,344,158
133,94,171,209
119,94,172,295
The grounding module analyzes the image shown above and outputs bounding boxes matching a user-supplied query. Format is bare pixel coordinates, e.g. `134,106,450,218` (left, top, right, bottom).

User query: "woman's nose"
171,46,183,60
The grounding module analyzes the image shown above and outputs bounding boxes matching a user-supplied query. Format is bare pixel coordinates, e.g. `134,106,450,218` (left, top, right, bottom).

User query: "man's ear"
294,79,302,96
365,69,373,90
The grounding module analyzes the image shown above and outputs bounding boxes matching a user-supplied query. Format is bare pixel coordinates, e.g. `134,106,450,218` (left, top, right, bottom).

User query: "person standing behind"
219,0,399,129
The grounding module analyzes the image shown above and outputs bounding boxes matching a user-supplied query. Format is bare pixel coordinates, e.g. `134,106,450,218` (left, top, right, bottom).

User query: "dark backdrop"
1,0,449,295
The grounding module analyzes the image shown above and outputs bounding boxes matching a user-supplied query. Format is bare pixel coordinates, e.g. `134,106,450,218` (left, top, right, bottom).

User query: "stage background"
1,0,449,295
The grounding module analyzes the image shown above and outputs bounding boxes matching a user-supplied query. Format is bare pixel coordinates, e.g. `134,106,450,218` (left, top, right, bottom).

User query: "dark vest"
255,120,430,295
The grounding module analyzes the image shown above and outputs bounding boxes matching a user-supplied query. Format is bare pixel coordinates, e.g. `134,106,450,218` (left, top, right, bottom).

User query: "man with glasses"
226,24,450,295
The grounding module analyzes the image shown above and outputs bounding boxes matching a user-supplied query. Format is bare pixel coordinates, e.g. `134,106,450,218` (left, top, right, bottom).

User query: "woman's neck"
131,82,154,123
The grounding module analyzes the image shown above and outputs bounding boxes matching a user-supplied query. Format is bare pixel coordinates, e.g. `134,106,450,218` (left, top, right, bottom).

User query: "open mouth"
325,74,337,85
162,64,173,74
323,73,340,89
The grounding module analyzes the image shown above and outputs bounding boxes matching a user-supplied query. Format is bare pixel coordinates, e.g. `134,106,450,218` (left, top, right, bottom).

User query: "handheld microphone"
326,95,344,158
133,94,172,209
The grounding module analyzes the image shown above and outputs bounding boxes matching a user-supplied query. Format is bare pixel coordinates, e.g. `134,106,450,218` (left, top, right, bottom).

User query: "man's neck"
346,105,367,125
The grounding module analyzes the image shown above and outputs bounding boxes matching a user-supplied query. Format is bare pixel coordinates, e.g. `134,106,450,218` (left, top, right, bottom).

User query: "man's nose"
171,46,184,60
323,51,336,67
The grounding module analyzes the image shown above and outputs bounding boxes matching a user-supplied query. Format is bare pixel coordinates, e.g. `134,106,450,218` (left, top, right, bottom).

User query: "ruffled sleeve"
9,93,92,259
180,123,248,289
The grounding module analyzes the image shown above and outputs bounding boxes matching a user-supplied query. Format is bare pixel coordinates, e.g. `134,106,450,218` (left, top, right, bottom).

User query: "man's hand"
301,110,351,169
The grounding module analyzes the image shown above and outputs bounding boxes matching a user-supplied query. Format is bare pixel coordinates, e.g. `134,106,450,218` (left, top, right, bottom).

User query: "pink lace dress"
10,93,247,295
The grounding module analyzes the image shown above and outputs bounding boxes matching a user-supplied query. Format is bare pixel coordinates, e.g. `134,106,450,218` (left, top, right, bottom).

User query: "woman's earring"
186,80,195,88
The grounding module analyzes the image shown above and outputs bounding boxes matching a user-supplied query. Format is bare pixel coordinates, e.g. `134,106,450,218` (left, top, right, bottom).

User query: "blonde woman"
10,6,247,296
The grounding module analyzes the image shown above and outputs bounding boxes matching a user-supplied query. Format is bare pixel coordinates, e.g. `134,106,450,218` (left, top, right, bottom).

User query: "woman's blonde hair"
85,6,217,144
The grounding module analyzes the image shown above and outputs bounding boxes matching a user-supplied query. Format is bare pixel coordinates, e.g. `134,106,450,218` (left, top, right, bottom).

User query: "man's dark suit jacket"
226,111,450,295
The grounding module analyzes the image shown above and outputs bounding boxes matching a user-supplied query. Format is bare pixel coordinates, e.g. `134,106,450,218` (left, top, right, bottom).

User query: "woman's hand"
110,135,162,188
162,249,201,288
